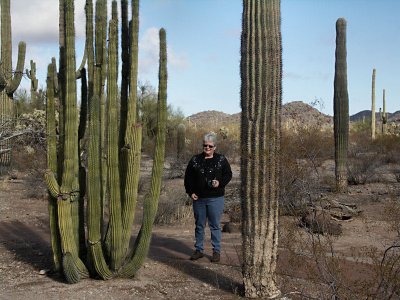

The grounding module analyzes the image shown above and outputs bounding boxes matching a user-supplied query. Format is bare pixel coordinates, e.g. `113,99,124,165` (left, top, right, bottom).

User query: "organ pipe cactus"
46,0,167,283
0,0,26,170
333,18,349,193
371,69,376,140
240,0,282,298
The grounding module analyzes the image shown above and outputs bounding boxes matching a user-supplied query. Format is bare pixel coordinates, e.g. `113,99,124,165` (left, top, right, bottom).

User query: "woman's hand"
191,193,199,200
211,180,219,188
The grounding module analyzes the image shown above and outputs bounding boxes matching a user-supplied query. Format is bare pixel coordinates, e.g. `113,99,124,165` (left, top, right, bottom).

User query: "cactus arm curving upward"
5,41,26,95
120,28,167,278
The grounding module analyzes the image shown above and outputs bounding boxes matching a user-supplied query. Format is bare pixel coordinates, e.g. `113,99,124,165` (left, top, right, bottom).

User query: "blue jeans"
193,196,224,254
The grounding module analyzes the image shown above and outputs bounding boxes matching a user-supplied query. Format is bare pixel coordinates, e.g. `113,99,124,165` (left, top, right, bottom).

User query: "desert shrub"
374,135,400,164
280,128,329,215
154,193,193,225
282,126,333,165
347,153,380,185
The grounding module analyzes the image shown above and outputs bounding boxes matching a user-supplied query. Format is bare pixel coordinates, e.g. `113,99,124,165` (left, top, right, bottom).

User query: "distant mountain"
186,102,399,130
186,101,332,129
350,110,400,122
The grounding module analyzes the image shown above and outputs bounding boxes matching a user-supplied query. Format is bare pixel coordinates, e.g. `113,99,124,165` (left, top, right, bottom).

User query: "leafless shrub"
154,193,193,225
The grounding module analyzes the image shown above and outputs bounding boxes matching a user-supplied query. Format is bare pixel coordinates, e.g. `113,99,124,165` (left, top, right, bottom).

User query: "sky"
8,0,400,117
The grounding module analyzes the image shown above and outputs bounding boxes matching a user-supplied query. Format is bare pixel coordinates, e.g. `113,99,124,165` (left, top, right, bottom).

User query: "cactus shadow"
148,233,243,295
0,219,61,280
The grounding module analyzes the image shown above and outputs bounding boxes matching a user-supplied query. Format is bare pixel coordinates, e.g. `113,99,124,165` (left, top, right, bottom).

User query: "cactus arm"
46,62,62,272
87,93,113,279
120,0,142,259
120,28,168,278
5,41,26,95
106,18,124,271
119,0,130,149
127,0,139,125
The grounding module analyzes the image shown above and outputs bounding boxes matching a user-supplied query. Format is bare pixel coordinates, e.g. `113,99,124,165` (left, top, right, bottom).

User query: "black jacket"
184,152,232,198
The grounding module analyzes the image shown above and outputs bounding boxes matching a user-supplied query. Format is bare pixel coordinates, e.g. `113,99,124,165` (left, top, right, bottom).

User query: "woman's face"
202,140,215,157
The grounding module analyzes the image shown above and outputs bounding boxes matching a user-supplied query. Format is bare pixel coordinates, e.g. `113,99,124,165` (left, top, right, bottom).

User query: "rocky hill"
186,101,333,130
186,101,400,131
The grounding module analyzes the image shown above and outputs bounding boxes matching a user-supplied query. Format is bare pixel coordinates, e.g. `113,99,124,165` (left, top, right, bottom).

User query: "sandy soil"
1,161,400,299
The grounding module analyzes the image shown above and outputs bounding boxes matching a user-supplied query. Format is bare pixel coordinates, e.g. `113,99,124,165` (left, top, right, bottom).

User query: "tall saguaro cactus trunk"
382,89,387,135
240,0,282,298
46,0,167,283
371,69,376,140
0,0,26,173
333,18,349,193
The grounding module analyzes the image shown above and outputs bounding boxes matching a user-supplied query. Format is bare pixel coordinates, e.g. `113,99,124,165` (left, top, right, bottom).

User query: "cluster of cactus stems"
240,0,282,298
371,69,376,140
333,18,349,193
0,0,26,170
177,123,186,161
45,0,167,283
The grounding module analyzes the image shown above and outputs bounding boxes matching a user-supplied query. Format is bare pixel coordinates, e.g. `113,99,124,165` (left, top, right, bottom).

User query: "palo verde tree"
45,0,168,283
0,0,26,171
240,0,282,298
333,18,349,193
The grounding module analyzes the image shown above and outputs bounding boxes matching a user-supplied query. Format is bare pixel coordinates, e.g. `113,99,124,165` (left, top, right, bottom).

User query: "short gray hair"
203,132,217,145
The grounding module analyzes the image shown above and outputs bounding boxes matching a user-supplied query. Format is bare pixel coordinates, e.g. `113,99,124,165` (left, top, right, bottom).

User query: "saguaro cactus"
46,0,167,283
177,123,186,161
333,18,349,193
371,69,376,140
26,60,41,109
382,89,387,135
240,0,282,298
0,0,26,170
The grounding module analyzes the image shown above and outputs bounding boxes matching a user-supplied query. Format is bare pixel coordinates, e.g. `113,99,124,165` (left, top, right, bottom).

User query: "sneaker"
211,251,220,263
190,250,204,260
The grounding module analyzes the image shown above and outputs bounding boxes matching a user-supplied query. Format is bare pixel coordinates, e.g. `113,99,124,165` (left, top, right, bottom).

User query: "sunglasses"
203,144,215,149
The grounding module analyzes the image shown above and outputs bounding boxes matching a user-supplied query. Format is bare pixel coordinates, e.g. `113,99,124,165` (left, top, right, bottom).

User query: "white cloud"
11,0,86,44
139,27,189,75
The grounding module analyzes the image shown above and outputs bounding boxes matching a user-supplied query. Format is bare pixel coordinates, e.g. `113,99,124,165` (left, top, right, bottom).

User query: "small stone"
39,269,47,275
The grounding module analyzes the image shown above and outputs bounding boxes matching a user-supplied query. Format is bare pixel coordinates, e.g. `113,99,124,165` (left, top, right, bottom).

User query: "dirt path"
0,175,244,300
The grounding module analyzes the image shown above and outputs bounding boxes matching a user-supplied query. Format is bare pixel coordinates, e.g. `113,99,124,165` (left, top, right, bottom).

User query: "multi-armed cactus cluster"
45,0,167,283
0,0,26,171
333,18,349,193
240,0,282,298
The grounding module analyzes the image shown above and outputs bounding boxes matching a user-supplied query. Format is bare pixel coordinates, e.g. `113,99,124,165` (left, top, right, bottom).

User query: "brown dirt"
1,162,400,299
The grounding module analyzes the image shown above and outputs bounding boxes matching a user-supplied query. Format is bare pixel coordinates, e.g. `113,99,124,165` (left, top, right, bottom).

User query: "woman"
184,132,232,262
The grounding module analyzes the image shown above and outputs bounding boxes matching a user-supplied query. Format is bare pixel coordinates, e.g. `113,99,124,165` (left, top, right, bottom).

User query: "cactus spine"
46,0,167,283
371,69,376,140
240,0,282,298
333,18,349,193
0,0,26,171
177,123,186,161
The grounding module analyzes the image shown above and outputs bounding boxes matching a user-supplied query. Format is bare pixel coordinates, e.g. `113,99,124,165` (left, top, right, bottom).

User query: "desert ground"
1,152,400,299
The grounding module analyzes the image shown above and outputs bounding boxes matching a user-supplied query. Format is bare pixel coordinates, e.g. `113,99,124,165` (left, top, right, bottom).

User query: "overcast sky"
9,0,400,117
